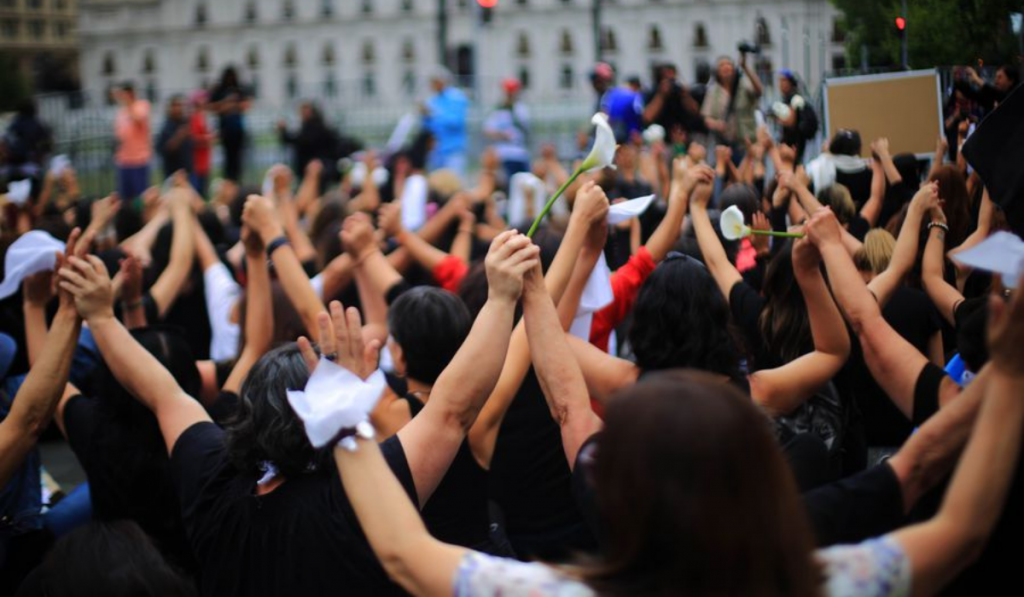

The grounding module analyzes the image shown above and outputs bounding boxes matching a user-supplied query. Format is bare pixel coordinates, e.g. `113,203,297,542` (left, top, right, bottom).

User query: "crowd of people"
0,47,1022,596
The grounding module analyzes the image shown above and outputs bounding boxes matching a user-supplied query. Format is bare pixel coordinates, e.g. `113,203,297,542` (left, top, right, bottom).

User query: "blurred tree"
831,0,1021,69
0,53,33,112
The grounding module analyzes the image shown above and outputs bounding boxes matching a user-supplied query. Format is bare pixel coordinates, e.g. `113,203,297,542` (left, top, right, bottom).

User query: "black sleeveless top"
399,393,498,553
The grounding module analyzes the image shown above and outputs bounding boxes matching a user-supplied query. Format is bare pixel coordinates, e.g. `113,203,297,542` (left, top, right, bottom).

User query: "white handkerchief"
607,194,656,225
286,358,386,448
569,252,615,343
0,231,65,299
400,173,428,232
6,179,32,206
50,155,71,178
952,231,1024,289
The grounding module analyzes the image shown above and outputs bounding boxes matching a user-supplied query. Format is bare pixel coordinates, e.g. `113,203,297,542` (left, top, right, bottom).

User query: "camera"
737,41,761,55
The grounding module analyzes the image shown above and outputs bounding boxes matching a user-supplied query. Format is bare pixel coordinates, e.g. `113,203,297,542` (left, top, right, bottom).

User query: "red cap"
502,78,521,94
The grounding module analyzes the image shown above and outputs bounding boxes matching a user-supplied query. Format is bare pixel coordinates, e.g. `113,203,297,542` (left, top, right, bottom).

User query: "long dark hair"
758,240,812,366
33,520,196,596
929,165,972,249
628,256,742,379
582,370,819,596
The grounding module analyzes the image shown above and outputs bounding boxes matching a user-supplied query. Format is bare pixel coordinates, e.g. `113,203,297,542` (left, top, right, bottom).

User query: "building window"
324,74,337,97
361,41,375,65
648,25,663,52
27,0,43,9
361,0,372,14
284,43,298,67
516,0,527,5
102,52,117,75
282,0,295,21
559,64,574,90
247,47,260,69
694,23,708,48
54,20,71,38
142,49,156,74
402,70,416,96
196,47,210,72
0,19,17,39
145,81,158,103
401,39,415,63
755,16,772,46
401,0,413,12
250,75,260,98
518,65,530,89
28,19,44,39
286,74,298,99
321,0,333,18
195,3,207,27
322,43,335,65
362,72,376,97
831,19,846,43
601,27,618,53
244,1,257,23
55,0,68,10
559,29,573,56
516,32,530,57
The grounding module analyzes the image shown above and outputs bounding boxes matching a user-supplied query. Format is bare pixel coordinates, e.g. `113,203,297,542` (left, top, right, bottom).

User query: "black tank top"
399,393,497,553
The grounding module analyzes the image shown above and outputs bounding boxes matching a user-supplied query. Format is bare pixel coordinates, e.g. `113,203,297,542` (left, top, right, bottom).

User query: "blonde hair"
853,229,896,275
815,184,856,225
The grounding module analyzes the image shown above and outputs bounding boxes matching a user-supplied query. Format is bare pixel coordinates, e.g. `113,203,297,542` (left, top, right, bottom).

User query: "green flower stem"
749,229,804,239
526,168,582,238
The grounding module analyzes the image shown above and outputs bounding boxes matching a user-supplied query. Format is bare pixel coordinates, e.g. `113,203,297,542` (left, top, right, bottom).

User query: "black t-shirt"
400,395,498,553
836,167,873,206
847,215,871,241
489,369,597,560
63,395,196,573
728,281,771,369
170,422,416,596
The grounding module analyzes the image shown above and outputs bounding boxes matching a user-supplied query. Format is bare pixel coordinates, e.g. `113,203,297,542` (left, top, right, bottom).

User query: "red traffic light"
477,0,498,7
895,16,906,31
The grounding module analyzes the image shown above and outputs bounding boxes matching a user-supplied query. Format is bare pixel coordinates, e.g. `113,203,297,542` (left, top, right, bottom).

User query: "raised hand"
113,252,144,304
684,165,716,209
791,236,822,273
750,211,771,257
571,180,610,227
804,208,843,248
911,181,942,217
58,254,114,322
89,194,122,231
241,223,265,256
340,212,377,259
297,301,381,380
485,231,541,304
377,201,404,238
23,271,54,308
241,194,285,244
870,137,891,158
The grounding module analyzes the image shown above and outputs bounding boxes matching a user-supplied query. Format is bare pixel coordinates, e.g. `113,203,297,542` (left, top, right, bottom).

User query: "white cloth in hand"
952,231,1024,289
286,357,386,448
0,231,65,299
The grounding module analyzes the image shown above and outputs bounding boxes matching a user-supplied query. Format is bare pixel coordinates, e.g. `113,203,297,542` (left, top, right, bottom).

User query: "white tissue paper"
0,231,65,300
49,155,71,178
6,179,32,206
286,357,386,448
569,194,657,345
951,231,1024,289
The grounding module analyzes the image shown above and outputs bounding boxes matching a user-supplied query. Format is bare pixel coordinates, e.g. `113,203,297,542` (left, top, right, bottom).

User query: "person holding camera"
771,69,818,163
643,63,704,140
701,49,764,162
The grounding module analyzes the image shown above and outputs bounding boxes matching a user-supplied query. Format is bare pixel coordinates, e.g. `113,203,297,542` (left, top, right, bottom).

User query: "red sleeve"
432,255,469,293
589,246,656,351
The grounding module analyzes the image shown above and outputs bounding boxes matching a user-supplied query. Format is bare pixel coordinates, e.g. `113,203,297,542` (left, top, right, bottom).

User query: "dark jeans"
117,164,150,201
221,128,244,182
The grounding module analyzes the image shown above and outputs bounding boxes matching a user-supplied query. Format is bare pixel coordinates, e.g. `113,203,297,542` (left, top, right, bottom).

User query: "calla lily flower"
527,113,618,237
719,205,804,241
579,113,618,173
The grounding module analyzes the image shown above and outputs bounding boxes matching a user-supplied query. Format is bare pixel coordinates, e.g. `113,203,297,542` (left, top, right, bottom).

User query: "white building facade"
77,0,846,110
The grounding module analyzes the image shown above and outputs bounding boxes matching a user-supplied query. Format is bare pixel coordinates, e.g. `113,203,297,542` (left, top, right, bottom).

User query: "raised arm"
859,158,887,227
398,232,539,504
340,213,390,344
688,164,742,300
891,290,1024,597
22,271,54,367
949,187,994,258
868,183,940,307
60,253,210,454
522,263,602,467
870,138,903,185
748,236,850,416
222,225,274,395
807,209,960,418
646,157,701,263
243,194,324,337
0,233,84,487
467,183,608,468
149,188,196,319
921,207,962,326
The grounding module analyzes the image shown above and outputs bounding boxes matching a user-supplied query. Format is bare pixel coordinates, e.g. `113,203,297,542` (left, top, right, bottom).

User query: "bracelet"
122,299,143,311
457,227,474,234
265,235,291,257
330,420,376,452
927,221,949,234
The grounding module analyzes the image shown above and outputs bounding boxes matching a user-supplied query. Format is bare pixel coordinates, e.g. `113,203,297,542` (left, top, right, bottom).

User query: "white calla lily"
580,113,618,173
720,205,751,241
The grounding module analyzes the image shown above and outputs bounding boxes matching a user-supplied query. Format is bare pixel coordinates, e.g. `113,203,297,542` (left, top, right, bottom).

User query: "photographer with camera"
771,69,819,163
643,63,704,141
701,45,764,163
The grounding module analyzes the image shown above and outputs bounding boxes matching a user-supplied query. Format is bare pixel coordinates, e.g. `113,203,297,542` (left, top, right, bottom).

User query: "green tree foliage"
831,0,1022,69
0,53,33,112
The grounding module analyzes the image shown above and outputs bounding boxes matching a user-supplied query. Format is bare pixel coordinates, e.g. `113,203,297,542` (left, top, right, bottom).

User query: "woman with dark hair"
209,67,251,182
323,251,1024,595
17,520,196,597
57,230,539,595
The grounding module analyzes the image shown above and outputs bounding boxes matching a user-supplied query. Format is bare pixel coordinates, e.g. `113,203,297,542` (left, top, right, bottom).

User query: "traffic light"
478,0,495,25
894,15,908,69
894,16,906,35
